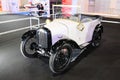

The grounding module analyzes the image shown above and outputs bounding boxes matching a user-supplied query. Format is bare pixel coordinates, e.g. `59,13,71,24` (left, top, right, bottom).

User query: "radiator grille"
38,29,48,48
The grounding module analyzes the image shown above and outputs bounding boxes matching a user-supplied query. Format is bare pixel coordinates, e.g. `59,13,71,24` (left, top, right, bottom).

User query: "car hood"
44,19,71,44
45,19,78,31
45,19,69,34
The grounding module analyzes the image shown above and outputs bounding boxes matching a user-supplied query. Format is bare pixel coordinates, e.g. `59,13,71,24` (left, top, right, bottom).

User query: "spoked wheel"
49,44,72,74
20,36,38,58
92,28,102,47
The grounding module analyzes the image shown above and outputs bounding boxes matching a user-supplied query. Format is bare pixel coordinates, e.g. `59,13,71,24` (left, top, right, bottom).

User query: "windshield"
53,13,81,22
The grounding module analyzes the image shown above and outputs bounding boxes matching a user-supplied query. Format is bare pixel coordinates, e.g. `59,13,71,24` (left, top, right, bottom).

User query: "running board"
71,48,86,62
71,43,90,62
79,42,90,49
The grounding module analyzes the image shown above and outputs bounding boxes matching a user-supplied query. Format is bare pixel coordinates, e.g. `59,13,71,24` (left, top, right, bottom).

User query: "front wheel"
49,44,72,74
20,36,38,58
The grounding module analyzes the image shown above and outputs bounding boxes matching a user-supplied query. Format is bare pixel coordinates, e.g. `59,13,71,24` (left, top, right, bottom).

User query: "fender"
21,30,36,40
52,39,80,53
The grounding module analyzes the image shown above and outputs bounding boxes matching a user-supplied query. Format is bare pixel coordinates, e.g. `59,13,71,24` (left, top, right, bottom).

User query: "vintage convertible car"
20,12,103,74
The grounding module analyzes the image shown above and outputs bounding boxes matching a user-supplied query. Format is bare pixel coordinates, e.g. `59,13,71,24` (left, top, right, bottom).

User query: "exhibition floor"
0,15,120,80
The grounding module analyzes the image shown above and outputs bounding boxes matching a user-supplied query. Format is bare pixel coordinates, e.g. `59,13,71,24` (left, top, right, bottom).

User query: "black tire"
49,44,72,74
92,28,102,47
20,36,38,58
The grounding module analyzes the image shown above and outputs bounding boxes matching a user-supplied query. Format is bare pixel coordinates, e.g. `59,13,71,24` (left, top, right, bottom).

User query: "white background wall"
94,0,120,14
95,0,110,13
1,0,19,12
1,0,10,11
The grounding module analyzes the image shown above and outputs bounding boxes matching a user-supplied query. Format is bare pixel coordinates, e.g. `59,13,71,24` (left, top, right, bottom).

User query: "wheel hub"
55,48,69,69
30,42,38,50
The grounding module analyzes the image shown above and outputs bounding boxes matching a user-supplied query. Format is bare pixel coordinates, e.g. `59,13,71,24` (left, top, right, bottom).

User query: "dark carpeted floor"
0,15,120,80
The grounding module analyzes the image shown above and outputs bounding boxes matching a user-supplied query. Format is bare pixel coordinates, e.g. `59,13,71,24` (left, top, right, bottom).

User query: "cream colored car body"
45,18,100,46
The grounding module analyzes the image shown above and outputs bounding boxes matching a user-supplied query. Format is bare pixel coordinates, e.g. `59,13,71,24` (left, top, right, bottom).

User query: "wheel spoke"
54,48,70,70
24,37,37,55
49,44,72,73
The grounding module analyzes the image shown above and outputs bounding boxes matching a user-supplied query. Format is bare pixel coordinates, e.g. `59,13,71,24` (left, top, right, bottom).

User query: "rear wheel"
20,36,38,58
92,28,102,47
49,44,72,73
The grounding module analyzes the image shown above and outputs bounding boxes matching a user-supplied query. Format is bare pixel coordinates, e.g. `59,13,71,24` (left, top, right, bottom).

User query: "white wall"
77,0,89,12
1,0,10,11
9,0,19,13
94,0,120,14
20,0,28,7
95,0,110,13
1,0,19,13
114,0,120,14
